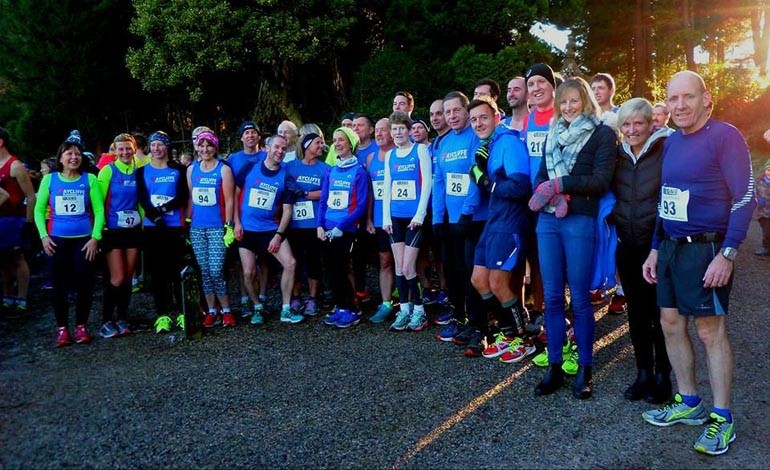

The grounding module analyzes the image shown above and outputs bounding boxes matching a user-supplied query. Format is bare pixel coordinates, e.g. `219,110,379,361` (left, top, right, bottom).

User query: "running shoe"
56,327,72,348
590,290,604,305
250,305,265,325
131,279,143,293
464,329,484,357
116,320,131,336
222,312,237,327
174,314,185,331
280,308,304,324
389,310,411,331
436,290,449,307
334,309,361,328
155,315,174,333
240,297,251,318
370,303,394,323
693,413,736,456
562,343,579,375
14,301,28,314
533,350,549,367
407,309,428,331
436,320,464,342
304,299,319,316
433,308,454,326
525,310,544,336
73,325,92,344
355,289,373,304
499,338,537,363
451,324,475,346
422,290,438,305
608,294,627,314
258,294,268,304
41,280,53,290
99,321,119,339
290,298,303,313
323,307,343,326
203,313,221,328
641,394,709,427
482,331,517,358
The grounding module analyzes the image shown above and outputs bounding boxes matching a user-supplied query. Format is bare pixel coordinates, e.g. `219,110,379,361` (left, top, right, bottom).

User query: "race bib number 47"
659,186,689,222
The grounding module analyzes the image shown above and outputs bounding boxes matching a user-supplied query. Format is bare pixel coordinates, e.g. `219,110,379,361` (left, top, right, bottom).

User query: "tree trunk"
633,0,653,96
681,0,697,70
751,2,770,76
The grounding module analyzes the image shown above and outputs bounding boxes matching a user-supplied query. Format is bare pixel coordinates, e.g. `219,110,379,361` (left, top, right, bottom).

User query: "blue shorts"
0,217,25,250
474,230,524,272
657,239,732,316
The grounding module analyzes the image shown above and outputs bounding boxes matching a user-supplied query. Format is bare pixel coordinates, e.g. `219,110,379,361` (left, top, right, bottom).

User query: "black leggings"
443,221,484,321
288,228,324,281
144,227,186,316
50,236,95,327
616,240,671,374
322,232,355,310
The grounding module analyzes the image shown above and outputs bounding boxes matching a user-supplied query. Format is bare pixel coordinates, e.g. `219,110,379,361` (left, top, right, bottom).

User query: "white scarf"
545,113,600,180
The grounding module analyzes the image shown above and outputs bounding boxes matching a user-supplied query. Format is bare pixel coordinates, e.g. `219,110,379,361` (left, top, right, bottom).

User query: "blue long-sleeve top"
317,158,369,233
483,126,531,233
432,125,484,223
652,119,755,250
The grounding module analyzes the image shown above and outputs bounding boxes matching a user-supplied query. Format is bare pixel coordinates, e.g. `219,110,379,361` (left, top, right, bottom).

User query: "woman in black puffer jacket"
613,98,673,404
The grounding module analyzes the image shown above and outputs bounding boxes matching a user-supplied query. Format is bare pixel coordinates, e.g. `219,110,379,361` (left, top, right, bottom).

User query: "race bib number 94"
659,186,689,222
192,187,216,207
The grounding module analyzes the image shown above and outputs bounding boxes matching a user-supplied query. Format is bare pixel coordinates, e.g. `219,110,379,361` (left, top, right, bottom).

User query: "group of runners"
0,62,756,457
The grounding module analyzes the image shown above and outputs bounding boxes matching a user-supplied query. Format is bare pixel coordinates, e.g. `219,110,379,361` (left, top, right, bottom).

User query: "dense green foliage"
0,0,768,161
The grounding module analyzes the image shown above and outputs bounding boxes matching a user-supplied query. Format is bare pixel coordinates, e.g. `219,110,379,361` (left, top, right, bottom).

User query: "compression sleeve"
382,150,393,227
88,173,105,240
412,144,433,225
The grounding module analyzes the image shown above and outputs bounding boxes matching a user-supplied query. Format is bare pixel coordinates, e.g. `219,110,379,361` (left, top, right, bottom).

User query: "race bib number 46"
446,173,470,197
327,190,349,209
659,186,689,222
54,195,85,216
248,188,276,210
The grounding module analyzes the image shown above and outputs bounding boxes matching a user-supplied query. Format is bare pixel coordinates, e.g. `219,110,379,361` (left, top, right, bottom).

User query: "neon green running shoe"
532,350,549,367
562,343,579,375
694,413,735,456
154,315,173,334
642,393,709,427
176,314,185,331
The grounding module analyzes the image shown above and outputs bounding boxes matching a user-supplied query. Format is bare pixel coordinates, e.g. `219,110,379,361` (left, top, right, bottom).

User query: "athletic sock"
116,282,132,321
395,275,408,305
407,277,421,306
382,300,392,308
712,407,732,422
16,298,27,308
282,303,291,312
102,284,117,322
680,393,701,407
413,304,425,315
222,307,231,314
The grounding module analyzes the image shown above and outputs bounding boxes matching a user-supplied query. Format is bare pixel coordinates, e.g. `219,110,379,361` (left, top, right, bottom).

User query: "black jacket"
535,123,617,218
136,160,189,224
611,128,671,247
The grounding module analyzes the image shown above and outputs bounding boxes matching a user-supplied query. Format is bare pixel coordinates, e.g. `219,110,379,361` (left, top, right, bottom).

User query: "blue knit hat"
65,130,84,150
149,131,171,148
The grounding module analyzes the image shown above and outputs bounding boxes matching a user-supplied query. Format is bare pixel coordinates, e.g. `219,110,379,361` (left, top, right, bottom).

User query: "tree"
750,1,770,75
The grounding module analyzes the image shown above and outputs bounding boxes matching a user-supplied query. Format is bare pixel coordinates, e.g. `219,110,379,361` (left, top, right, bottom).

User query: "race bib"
446,173,470,197
248,188,276,210
150,194,174,216
292,200,315,221
392,180,416,201
116,210,140,228
527,131,547,157
372,180,385,201
659,186,689,222
54,195,85,216
192,187,216,207
327,190,349,209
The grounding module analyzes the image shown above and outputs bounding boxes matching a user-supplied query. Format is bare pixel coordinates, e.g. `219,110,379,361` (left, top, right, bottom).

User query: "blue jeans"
536,213,596,366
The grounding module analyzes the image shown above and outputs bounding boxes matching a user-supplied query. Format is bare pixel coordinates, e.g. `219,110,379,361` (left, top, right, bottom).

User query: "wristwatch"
721,246,738,261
